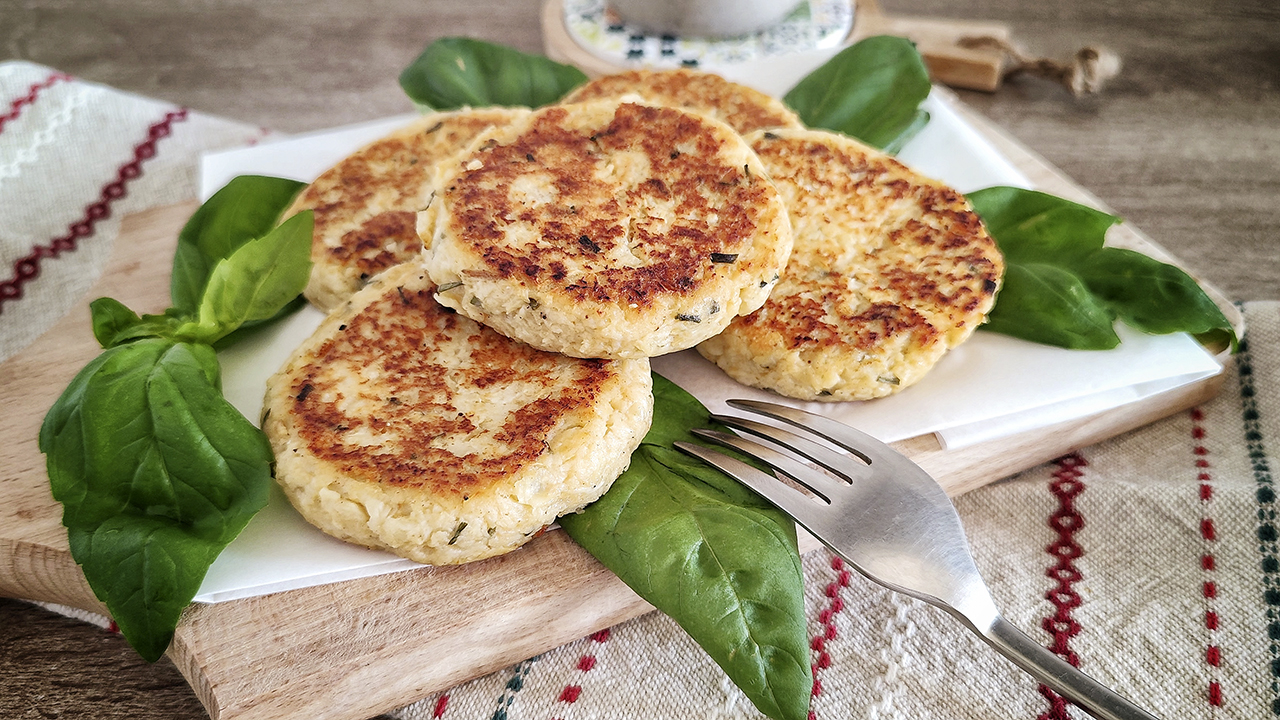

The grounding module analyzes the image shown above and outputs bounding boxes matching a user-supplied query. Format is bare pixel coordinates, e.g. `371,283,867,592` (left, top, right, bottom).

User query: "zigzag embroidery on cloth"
553,627,610,710
809,553,852,719
1040,453,1088,720
0,70,70,134
1238,333,1280,714
0,83,104,186
0,107,189,311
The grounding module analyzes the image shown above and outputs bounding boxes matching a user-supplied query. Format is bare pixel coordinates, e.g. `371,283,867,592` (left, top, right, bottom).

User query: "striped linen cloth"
4,61,1279,720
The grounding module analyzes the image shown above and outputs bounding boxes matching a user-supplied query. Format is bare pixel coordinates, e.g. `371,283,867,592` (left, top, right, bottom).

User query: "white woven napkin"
0,61,269,362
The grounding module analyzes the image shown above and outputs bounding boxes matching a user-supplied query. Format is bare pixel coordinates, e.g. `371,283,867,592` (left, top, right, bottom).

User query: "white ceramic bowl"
609,0,804,37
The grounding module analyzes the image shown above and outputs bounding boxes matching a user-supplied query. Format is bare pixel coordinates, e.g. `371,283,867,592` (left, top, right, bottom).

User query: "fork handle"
981,616,1160,720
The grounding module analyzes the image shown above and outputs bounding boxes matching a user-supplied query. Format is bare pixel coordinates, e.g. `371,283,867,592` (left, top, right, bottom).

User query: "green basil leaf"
881,108,930,155
971,186,1234,351
982,262,1120,349
560,374,811,720
170,175,306,314
210,295,309,351
90,298,143,348
39,339,272,661
1076,247,1237,351
90,299,192,349
967,186,1120,266
178,211,313,344
783,35,931,151
399,37,587,110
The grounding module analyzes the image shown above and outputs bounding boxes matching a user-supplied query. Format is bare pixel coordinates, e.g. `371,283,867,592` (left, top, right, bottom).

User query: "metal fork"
674,399,1160,720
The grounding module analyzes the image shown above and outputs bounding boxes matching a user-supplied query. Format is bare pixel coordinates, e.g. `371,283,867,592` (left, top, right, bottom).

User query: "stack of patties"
263,66,1003,564
263,73,798,564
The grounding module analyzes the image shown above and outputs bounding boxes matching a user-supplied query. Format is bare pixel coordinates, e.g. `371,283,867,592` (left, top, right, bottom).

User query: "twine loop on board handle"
959,36,1123,96
852,0,1121,95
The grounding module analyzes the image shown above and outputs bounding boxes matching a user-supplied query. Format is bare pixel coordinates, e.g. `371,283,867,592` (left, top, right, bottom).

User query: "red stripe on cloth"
808,553,852,720
1201,519,1217,542
558,686,581,703
0,71,71,134
0,108,188,313
1038,453,1087,720
552,623,612,711
1191,408,1224,707
431,694,449,718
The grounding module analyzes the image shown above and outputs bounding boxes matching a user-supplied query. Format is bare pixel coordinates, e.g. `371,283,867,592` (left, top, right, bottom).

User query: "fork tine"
726,399,897,465
673,441,827,523
688,428,847,502
707,414,869,485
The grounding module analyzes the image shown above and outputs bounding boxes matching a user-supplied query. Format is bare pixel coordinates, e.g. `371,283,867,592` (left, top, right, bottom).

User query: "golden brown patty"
422,99,793,359
696,128,1004,401
262,261,653,565
287,107,528,311
562,68,804,136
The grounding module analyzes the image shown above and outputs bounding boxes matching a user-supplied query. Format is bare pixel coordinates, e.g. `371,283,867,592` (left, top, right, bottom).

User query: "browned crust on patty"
287,107,527,311
697,128,1004,400
279,265,616,496
563,68,803,135
432,101,784,308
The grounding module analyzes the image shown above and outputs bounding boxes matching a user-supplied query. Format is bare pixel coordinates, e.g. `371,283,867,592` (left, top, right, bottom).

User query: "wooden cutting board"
0,100,1240,720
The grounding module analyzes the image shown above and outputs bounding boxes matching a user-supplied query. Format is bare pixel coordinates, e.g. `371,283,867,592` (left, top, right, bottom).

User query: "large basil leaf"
784,35,931,151
967,186,1119,266
1076,247,1236,350
178,210,313,344
970,186,1236,351
170,175,306,315
40,339,272,661
43,174,309,660
399,37,587,110
560,374,811,720
982,262,1120,349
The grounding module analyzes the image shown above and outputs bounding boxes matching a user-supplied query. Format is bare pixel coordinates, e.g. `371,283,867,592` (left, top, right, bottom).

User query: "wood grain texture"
0,0,1275,716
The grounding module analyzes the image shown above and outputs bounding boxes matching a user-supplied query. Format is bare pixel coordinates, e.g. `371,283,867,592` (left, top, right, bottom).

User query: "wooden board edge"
0,539,106,615
169,532,654,720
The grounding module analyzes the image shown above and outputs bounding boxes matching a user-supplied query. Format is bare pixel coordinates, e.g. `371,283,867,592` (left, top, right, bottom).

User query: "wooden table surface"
1,0,1276,717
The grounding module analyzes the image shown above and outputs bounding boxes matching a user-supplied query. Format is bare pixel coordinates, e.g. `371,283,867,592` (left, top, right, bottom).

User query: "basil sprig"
39,175,311,661
970,186,1236,351
560,375,811,720
399,37,588,110
784,35,932,153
